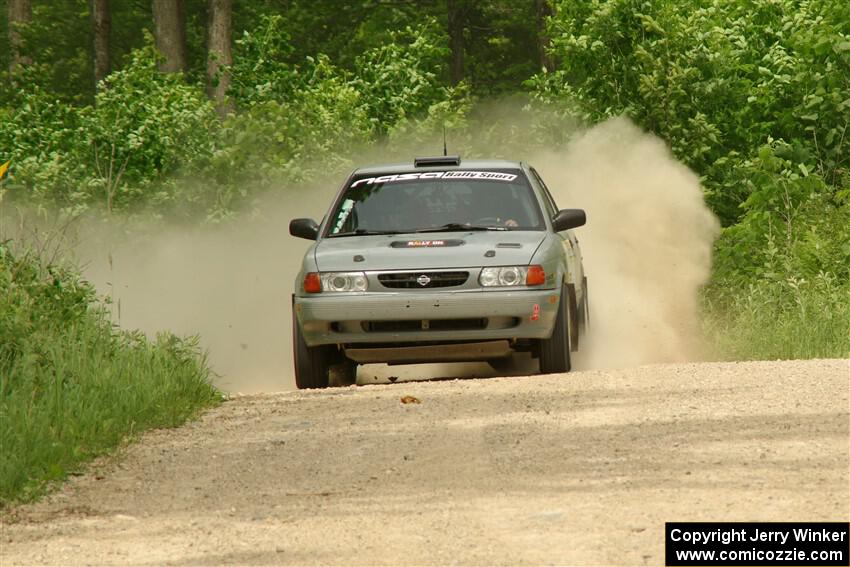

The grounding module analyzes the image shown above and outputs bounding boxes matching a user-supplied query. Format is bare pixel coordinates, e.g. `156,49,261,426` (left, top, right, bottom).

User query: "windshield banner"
351,171,517,188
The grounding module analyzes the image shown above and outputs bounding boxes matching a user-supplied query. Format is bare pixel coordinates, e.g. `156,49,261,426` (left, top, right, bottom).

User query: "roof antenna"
442,125,448,156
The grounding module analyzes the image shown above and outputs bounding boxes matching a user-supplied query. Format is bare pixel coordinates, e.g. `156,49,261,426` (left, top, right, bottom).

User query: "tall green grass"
0,242,221,505
702,274,850,361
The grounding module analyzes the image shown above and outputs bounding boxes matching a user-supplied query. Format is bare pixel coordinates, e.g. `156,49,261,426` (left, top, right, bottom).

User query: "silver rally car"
289,155,588,389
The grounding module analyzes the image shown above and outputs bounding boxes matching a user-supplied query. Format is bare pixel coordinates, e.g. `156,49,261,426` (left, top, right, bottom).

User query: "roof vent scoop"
414,155,461,167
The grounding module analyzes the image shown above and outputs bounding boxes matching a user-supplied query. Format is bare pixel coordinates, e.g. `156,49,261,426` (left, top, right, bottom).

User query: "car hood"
314,231,546,271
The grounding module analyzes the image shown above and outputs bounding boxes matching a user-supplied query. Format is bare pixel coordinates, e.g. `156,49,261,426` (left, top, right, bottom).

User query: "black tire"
329,357,358,387
566,282,580,352
538,284,572,374
292,304,331,389
579,275,589,333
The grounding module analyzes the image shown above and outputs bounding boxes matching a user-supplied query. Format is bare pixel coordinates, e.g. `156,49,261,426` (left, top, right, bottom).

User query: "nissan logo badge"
416,274,431,286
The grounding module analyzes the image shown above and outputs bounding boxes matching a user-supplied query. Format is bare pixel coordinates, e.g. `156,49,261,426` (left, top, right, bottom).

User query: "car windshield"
326,169,544,236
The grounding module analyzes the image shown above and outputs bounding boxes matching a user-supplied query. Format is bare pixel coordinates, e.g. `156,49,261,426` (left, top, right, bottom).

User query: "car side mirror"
552,209,586,232
290,218,319,240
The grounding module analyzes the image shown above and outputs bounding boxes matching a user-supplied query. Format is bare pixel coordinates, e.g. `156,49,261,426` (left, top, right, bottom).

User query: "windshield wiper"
414,223,507,233
328,228,410,237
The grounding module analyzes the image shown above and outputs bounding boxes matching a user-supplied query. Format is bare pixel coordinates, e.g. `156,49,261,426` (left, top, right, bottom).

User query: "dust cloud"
72,190,332,393
533,117,720,368
18,115,717,392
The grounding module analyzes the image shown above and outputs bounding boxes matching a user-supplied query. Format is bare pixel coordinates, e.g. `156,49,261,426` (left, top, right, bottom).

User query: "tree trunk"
535,0,556,71
7,0,32,73
447,0,464,85
90,0,111,87
206,0,233,116
152,0,187,73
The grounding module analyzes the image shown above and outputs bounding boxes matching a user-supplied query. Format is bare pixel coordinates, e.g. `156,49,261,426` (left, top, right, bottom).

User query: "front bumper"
295,289,561,347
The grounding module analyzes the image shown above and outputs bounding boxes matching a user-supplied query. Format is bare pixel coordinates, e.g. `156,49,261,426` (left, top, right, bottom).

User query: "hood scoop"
389,239,465,248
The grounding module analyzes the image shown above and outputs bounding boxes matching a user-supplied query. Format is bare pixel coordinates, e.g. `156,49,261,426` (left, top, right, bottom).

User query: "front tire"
566,282,580,352
329,357,357,387
538,284,572,374
292,306,331,389
579,275,589,334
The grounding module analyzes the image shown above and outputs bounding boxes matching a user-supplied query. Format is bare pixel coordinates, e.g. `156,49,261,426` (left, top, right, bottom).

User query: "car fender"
530,231,586,315
294,243,320,298
530,233,570,289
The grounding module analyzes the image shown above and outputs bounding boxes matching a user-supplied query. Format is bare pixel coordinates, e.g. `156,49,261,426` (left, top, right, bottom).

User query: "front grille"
377,271,469,289
362,318,487,332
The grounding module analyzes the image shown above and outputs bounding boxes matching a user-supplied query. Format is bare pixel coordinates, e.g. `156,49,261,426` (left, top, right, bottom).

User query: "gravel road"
2,359,848,566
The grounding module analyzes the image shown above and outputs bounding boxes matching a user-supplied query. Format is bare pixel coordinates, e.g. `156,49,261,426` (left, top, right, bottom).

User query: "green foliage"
702,274,850,360
386,82,473,152
462,1,542,95
0,71,82,206
534,0,850,225
352,21,452,132
228,14,298,108
0,35,218,215
231,0,427,73
0,241,220,504
704,140,850,362
2,12,464,220
230,15,453,130
206,54,374,215
713,140,850,285
12,0,93,104
78,34,219,212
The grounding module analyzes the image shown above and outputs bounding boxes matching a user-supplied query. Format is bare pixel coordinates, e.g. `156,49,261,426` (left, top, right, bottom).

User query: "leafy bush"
534,0,850,225
1,35,218,216
78,34,219,212
352,21,452,133
385,82,473,153
713,140,850,285
203,54,374,217
0,241,220,504
228,14,299,109
704,140,850,361
0,71,82,207
6,2,93,105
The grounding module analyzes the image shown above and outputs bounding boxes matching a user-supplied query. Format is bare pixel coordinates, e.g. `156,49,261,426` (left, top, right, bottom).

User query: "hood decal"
390,239,465,248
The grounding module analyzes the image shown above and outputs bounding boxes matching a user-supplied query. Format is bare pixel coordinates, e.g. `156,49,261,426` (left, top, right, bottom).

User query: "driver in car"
456,189,520,229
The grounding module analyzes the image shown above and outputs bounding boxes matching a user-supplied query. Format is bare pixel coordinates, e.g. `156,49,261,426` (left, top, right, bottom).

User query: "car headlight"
479,265,546,287
319,271,368,292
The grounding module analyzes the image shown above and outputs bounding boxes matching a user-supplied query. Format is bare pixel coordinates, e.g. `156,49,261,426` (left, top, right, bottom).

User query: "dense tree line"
1,0,552,103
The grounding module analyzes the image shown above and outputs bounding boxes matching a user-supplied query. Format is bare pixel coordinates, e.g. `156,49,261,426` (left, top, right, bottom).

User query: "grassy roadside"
702,277,850,361
0,242,221,505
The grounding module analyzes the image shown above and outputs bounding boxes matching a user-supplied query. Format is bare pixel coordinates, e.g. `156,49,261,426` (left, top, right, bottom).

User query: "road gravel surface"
2,359,848,565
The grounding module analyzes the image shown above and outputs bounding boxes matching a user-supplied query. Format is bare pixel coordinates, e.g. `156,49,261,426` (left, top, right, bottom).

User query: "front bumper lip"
295,289,560,346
